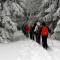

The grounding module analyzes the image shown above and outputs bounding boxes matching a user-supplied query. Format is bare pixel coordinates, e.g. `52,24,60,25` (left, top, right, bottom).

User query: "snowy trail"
0,31,60,60
47,47,60,60
13,32,60,60
0,39,52,60
47,38,60,60
0,31,53,60
48,48,60,60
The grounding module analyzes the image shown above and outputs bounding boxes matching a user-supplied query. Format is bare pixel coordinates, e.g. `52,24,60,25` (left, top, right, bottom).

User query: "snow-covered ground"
0,31,60,60
47,38,60,60
0,39,52,60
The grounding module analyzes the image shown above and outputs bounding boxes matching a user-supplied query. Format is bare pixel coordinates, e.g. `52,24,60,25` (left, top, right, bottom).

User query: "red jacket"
25,25,30,33
41,26,49,36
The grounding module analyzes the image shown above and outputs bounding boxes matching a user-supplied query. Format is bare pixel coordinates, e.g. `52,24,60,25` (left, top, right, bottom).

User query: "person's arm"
48,27,51,33
34,26,38,32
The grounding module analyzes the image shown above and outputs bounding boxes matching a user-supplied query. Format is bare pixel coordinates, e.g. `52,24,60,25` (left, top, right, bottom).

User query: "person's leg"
42,36,48,49
30,32,32,39
32,33,34,40
37,35,40,44
33,32,36,41
45,36,48,49
30,32,34,40
26,32,29,38
35,32,37,41
38,34,40,44
36,34,37,41
36,33,38,42
42,36,46,48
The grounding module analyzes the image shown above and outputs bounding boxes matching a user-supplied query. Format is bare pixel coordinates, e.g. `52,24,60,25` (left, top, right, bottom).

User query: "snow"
20,2,26,8
42,0,49,4
57,20,60,25
1,0,60,59
43,14,51,22
0,31,60,60
36,12,42,17
0,38,52,60
13,2,24,13
51,32,60,40
3,1,24,16
2,16,17,32
3,2,11,16
11,2,24,16
53,7,60,17
54,20,60,32
54,26,60,32
47,38,60,60
41,0,49,8
45,4,55,13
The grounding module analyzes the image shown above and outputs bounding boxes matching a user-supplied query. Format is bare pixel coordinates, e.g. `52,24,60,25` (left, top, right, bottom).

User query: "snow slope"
0,38,52,60
0,31,60,60
47,38,60,60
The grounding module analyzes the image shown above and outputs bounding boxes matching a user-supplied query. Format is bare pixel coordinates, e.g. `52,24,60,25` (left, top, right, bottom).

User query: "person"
34,22,41,44
30,23,36,40
17,25,20,30
25,23,30,38
22,23,26,35
41,22,51,49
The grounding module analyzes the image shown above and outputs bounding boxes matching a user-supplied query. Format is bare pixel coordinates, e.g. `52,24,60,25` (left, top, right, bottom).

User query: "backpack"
41,26,49,36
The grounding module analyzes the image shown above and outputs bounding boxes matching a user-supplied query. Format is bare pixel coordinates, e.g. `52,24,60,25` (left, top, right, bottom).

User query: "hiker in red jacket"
25,24,30,37
41,22,51,49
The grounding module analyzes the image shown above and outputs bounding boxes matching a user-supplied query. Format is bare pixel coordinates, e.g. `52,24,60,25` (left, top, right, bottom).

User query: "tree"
25,0,42,15
0,0,25,43
51,19,60,40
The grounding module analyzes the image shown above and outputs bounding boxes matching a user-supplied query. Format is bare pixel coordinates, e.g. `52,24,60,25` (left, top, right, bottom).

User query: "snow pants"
36,33,40,44
26,32,29,38
30,32,34,40
42,36,48,49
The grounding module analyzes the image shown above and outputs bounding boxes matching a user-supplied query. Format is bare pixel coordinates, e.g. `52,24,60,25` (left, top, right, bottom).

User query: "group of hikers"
22,21,51,49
